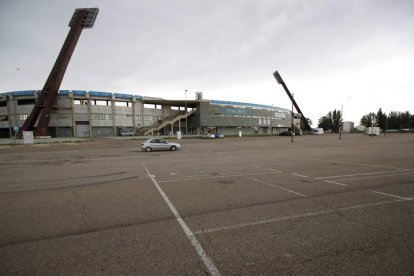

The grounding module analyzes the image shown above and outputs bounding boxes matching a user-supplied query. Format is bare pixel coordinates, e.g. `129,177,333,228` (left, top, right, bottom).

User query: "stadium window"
17,99,36,105
0,101,7,107
144,104,155,109
115,101,128,107
19,114,29,120
95,100,109,106
74,99,88,105
144,115,153,121
92,114,112,120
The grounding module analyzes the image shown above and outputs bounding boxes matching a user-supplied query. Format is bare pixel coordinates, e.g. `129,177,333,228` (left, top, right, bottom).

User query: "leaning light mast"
19,8,99,137
273,70,312,131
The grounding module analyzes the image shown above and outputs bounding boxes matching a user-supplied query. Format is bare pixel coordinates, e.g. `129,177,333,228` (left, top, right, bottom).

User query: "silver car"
141,138,181,152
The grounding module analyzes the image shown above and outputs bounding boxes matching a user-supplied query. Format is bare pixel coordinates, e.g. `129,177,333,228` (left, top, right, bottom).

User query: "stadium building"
0,90,293,138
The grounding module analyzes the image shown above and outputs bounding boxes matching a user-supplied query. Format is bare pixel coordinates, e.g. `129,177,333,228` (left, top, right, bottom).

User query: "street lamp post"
339,104,343,140
185,90,188,135
339,97,350,140
291,96,294,143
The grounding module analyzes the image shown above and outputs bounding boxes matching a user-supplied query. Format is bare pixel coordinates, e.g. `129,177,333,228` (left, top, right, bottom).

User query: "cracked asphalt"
0,134,413,275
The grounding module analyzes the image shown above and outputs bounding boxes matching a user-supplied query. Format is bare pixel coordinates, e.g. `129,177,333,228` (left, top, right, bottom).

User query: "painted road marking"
249,178,306,197
296,157,409,170
373,191,413,201
292,173,309,178
329,171,414,182
314,169,410,180
158,170,280,183
324,180,347,187
141,162,221,276
194,198,409,235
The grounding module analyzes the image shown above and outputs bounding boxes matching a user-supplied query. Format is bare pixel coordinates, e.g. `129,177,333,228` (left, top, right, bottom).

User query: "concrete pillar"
86,92,92,138
69,91,76,137
132,97,136,132
111,95,116,136
6,95,13,138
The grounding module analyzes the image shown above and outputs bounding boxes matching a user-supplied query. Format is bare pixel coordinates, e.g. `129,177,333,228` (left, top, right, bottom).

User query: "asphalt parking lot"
1,134,413,275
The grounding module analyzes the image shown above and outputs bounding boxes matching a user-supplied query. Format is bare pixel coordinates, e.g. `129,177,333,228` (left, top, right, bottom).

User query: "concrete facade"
0,90,292,138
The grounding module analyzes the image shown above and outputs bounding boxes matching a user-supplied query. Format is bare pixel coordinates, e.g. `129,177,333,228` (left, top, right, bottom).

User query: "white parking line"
324,180,347,187
330,171,414,182
159,171,280,183
249,178,306,197
314,169,410,180
292,173,309,178
194,198,409,235
373,191,413,201
296,157,409,170
141,162,221,276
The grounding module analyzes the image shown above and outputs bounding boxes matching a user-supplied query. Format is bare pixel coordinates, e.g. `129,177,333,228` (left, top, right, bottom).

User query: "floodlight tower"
273,71,312,131
19,8,99,137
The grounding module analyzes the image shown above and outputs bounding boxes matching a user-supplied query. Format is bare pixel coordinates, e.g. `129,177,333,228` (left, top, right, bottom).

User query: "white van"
313,128,324,135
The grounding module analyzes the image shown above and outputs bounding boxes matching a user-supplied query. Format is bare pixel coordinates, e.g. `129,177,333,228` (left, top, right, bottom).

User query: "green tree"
318,116,330,131
376,108,387,130
361,110,413,130
400,111,411,129
360,112,376,127
387,111,400,129
318,109,342,132
332,109,342,133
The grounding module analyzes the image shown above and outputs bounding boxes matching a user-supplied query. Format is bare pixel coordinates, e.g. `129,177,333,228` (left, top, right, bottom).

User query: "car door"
149,139,161,150
158,139,170,150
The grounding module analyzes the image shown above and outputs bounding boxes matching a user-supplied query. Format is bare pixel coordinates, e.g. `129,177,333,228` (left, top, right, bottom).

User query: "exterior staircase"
140,109,196,136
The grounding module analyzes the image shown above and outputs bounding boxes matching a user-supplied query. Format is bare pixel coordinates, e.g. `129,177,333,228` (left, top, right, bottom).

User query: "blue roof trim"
59,90,71,95
114,93,133,100
115,93,142,100
72,90,87,96
6,90,37,96
89,91,113,97
210,100,289,112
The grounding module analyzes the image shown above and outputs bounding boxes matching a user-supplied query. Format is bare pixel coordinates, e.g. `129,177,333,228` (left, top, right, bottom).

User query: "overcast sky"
1,0,413,126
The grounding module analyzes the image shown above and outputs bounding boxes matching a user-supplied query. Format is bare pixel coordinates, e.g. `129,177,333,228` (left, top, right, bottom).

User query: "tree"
400,111,411,129
318,109,342,132
387,111,400,129
360,112,376,127
332,109,342,133
376,108,387,130
361,110,413,131
318,116,330,131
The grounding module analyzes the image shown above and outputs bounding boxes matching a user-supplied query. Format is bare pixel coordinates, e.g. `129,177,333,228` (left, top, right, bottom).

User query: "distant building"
355,124,367,132
342,121,354,133
0,90,294,138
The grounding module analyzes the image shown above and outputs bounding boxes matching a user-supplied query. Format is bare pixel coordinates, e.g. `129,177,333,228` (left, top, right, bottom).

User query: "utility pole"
185,89,188,135
291,97,294,143
339,104,343,140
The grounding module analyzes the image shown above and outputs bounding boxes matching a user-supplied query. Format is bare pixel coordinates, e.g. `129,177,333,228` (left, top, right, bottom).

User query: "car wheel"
170,146,177,151
145,147,152,152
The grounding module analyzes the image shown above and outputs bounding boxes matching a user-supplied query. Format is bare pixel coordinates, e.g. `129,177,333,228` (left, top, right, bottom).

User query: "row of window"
8,99,132,107
7,99,196,111
212,114,289,121
13,114,165,122
92,114,163,121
